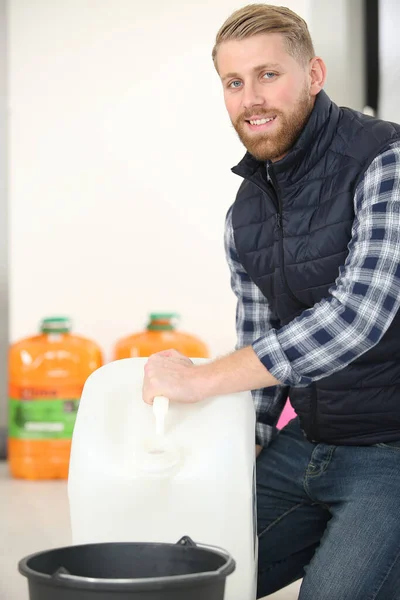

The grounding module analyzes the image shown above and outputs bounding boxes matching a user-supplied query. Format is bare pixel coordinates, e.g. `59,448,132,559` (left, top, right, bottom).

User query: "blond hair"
212,4,315,68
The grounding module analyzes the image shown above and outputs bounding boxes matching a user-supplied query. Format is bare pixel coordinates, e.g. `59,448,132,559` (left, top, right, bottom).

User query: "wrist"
191,346,280,400
191,362,218,400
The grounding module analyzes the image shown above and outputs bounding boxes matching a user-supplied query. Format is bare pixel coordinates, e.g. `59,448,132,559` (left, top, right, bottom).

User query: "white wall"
9,0,310,360
379,0,400,122
0,0,7,430
9,0,362,361
310,0,365,111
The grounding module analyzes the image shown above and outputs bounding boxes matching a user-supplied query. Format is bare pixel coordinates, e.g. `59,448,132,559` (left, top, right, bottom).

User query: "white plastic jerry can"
68,358,257,600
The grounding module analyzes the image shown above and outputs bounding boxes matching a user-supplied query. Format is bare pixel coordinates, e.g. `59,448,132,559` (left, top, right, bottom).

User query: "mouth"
245,115,277,132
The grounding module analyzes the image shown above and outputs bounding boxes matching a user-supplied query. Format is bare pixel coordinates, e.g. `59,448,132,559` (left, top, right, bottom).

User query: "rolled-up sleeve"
252,142,400,387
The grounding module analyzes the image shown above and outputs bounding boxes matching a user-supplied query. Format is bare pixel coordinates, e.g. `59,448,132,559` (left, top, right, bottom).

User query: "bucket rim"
18,540,236,592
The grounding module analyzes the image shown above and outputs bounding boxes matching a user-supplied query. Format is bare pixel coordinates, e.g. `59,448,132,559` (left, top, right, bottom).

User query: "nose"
241,80,265,110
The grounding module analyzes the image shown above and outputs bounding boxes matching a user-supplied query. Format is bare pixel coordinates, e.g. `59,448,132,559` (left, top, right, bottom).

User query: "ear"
308,57,327,97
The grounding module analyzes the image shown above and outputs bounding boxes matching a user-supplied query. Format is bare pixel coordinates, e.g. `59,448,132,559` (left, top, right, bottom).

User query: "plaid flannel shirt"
225,142,400,446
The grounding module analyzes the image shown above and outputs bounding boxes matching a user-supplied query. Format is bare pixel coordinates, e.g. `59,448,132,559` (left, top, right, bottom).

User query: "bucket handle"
52,537,235,583
176,535,197,547
176,536,235,577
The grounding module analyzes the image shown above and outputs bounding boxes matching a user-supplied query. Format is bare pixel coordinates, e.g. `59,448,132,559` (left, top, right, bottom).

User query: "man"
143,4,400,599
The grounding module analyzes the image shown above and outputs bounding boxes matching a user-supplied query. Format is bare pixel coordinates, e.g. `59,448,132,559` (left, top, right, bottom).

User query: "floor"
0,461,301,599
265,581,302,599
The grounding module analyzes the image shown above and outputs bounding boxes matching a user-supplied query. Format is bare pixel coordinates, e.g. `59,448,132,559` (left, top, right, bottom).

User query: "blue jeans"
256,418,400,600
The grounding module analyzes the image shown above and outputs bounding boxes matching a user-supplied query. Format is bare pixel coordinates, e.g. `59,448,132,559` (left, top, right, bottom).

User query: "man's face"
217,33,315,162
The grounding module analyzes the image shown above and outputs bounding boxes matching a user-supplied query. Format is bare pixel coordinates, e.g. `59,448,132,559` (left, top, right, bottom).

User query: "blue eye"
263,72,276,80
229,80,242,89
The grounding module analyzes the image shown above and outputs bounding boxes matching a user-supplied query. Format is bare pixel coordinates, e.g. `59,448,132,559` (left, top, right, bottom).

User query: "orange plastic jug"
8,317,103,480
114,313,209,359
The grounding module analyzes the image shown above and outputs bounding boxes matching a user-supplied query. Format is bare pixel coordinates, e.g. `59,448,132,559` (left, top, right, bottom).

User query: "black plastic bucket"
18,536,235,600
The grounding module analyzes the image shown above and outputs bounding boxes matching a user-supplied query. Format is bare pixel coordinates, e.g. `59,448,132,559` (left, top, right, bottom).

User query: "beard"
232,87,314,162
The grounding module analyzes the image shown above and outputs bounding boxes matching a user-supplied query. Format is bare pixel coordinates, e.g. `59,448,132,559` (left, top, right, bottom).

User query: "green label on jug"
8,398,80,440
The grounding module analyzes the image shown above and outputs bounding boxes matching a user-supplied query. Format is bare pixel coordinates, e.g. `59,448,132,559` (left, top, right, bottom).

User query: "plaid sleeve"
224,208,289,446
252,142,400,386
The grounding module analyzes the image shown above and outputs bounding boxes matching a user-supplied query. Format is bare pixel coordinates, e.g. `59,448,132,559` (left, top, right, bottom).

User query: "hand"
256,444,263,458
142,349,205,405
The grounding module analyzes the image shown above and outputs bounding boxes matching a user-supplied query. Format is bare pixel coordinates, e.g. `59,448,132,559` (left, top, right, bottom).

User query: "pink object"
277,399,297,429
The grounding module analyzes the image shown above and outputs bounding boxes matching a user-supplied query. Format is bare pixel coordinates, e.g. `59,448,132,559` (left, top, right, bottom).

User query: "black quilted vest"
231,90,400,445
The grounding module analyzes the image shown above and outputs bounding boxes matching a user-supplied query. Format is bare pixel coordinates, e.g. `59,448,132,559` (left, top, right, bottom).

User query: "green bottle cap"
41,317,71,334
147,313,179,331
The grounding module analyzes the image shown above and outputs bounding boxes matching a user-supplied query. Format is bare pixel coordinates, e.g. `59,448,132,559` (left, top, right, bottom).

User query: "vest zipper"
309,384,319,442
267,168,307,307
265,169,319,440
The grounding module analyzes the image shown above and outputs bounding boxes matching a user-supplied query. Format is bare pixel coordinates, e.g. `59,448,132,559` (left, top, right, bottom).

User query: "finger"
142,383,154,405
156,349,183,358
155,351,193,367
156,350,175,358
142,374,159,405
